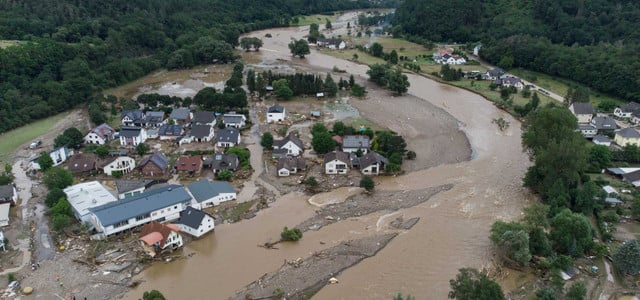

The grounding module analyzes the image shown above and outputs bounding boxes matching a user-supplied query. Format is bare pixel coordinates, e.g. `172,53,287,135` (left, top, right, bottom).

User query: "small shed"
602,185,618,196
310,111,321,118
605,197,623,206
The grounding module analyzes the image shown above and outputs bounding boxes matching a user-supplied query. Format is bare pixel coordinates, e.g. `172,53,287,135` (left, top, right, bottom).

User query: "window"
113,220,129,228
174,206,177,209
135,213,150,221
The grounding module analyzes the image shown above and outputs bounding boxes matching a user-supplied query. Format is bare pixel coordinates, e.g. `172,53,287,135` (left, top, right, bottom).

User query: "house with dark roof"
615,127,640,147
175,155,203,175
138,152,169,176
191,111,217,126
139,221,183,257
614,102,640,118
277,157,306,177
191,124,214,142
578,124,597,138
203,153,239,173
174,206,215,238
144,111,166,128
115,179,155,199
67,153,101,175
482,68,507,81
121,110,144,127
623,170,640,187
590,116,617,133
317,38,346,50
592,135,612,147
342,135,371,154
169,108,191,125
272,133,304,158
324,151,351,174
267,105,286,123
30,146,73,170
500,77,524,89
359,152,388,176
0,184,17,205
187,179,237,209
216,128,241,147
89,184,193,237
84,123,116,145
568,103,594,124
222,113,246,128
158,124,184,141
119,127,147,146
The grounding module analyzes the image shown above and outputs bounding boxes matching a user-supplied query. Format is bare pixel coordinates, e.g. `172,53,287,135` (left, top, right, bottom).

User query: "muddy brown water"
125,25,532,300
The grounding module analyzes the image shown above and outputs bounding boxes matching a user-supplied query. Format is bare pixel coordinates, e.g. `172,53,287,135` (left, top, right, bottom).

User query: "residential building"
103,156,136,176
324,151,351,175
590,116,617,133
64,181,118,224
191,111,217,126
614,102,640,118
121,110,144,127
482,68,507,81
84,123,116,145
138,152,170,176
473,45,481,56
500,77,524,89
144,111,166,128
169,108,191,125
175,155,202,175
342,135,371,154
359,152,389,176
187,179,237,209
203,153,239,174
174,206,215,238
277,157,306,177
578,124,597,138
568,103,594,124
67,153,101,175
267,105,286,123
191,124,215,142
89,185,193,237
115,179,155,199
30,146,73,170
0,184,17,205
592,135,612,147
615,127,640,147
623,170,640,187
272,133,304,158
317,38,346,50
139,221,183,257
216,128,241,148
0,203,9,227
119,127,147,146
222,113,246,128
433,49,466,64
158,124,184,141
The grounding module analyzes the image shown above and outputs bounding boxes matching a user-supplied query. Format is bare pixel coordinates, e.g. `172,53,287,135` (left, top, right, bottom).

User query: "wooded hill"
394,0,640,102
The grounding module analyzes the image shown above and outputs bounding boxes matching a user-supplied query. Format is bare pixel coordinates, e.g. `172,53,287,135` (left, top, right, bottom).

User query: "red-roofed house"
175,155,203,175
84,123,116,145
139,221,183,257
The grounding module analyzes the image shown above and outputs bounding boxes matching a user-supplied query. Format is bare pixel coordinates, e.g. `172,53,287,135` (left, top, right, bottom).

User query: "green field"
447,79,556,110
0,112,70,164
0,40,20,49
292,14,337,26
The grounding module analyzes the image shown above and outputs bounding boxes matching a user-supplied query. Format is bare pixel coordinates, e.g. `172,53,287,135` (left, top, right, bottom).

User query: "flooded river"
126,23,531,299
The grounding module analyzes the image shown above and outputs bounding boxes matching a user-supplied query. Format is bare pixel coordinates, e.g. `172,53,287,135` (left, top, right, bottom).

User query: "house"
277,157,306,177
482,68,507,81
121,110,144,127
432,49,451,63
0,203,9,227
67,153,101,175
359,152,388,176
631,110,640,125
64,181,118,224
578,124,597,138
442,54,467,65
622,170,640,187
590,116,617,133
119,127,147,146
109,149,130,157
317,38,346,50
144,111,166,128
174,206,215,238
602,185,618,196
615,127,640,147
605,197,623,206
102,156,136,176
30,146,73,170
222,113,246,128
267,105,286,123
500,77,524,90
84,124,116,145
568,103,594,124
191,124,215,142
272,133,304,158
89,184,193,237
158,124,184,141
187,179,237,209
204,153,239,174
613,102,640,118
191,111,217,126
175,155,202,175
169,108,191,125
0,184,17,205
342,135,371,154
115,179,155,199
139,221,183,257
473,45,481,56
138,152,170,176
324,151,351,175
178,135,194,145
592,135,612,147
216,128,241,148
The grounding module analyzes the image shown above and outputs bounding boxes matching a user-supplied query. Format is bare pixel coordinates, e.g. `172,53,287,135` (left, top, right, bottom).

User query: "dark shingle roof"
89,123,115,140
222,114,245,125
571,103,594,115
623,170,640,183
0,184,14,200
115,180,154,194
205,153,238,170
217,128,240,143
617,127,640,138
158,124,183,136
121,110,144,123
342,135,370,149
324,151,350,165
144,111,165,124
277,157,306,171
67,153,100,173
487,68,505,77
170,108,190,120
593,135,611,143
619,102,640,113
359,152,388,169
591,116,617,130
119,127,143,138
192,111,216,124
191,124,212,139
268,105,285,113
175,156,202,172
273,133,304,150
139,152,169,170
175,206,213,230
187,179,236,203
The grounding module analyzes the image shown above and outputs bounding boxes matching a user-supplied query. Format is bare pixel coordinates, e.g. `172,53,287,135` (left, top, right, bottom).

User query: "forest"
393,0,640,102
0,0,385,133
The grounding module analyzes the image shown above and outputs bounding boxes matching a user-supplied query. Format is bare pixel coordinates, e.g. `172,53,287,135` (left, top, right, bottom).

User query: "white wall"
94,202,189,236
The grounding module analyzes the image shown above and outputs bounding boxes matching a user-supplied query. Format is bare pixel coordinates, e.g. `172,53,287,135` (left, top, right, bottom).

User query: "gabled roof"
191,124,212,139
570,102,594,115
67,153,100,173
277,157,306,171
169,108,190,120
324,151,350,165
623,169,640,183
593,135,611,143
317,38,344,46
204,153,238,170
187,179,236,203
217,128,240,143
502,77,522,85
139,221,180,248
119,127,143,138
222,114,246,125
139,152,169,170
617,127,640,139
342,135,370,149
591,116,617,130
618,102,640,113
90,185,191,227
359,152,388,169
268,105,285,113
144,111,165,124
273,133,304,150
192,111,216,124
0,185,15,200
175,156,202,172
121,110,144,122
115,180,155,194
158,124,183,136
175,206,213,230
486,68,505,76
89,123,115,140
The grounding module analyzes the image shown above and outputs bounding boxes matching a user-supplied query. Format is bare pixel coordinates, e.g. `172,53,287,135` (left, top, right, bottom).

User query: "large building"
64,181,118,225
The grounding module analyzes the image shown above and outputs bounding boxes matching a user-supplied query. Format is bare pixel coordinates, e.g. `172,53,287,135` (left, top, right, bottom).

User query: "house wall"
615,135,640,147
276,141,302,156
217,141,236,148
84,133,107,145
104,157,135,175
278,168,291,177
614,108,632,118
267,112,285,123
343,147,369,154
176,215,215,238
575,114,593,124
118,187,145,200
361,164,380,176
141,164,164,176
198,192,237,209
325,160,349,174
94,201,189,236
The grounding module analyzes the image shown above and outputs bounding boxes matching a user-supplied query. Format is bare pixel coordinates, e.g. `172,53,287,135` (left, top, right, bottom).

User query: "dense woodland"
0,0,387,134
394,0,640,102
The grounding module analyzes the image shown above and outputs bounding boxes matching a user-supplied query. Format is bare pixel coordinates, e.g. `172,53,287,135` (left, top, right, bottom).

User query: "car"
29,140,42,149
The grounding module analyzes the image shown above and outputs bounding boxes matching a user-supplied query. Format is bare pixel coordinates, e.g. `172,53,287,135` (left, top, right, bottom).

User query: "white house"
277,157,306,177
267,105,286,123
272,133,304,157
324,151,351,175
102,156,136,176
0,184,17,205
578,124,597,138
216,128,241,148
614,102,640,119
174,206,215,238
191,124,215,142
84,123,116,145
64,181,118,225
119,127,147,146
222,113,246,128
317,38,346,50
359,152,388,176
139,222,183,257
342,135,371,154
30,146,73,170
615,127,640,147
592,135,612,147
568,103,594,124
500,77,525,90
115,180,154,200
0,203,9,227
121,110,144,127
187,179,237,209
473,45,481,56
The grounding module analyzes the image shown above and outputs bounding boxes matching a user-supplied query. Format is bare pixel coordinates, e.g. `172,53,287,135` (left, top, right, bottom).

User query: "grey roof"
115,180,154,194
591,116,617,130
90,185,192,227
359,152,388,169
175,206,213,230
593,135,611,143
187,179,236,203
623,170,640,182
502,77,522,85
217,128,240,143
617,127,640,138
318,38,343,46
205,153,238,170
0,184,14,200
121,110,144,123
618,102,640,113
191,124,212,139
158,124,183,136
144,111,165,124
119,127,143,138
324,151,350,165
109,149,130,156
273,133,304,150
192,111,216,124
268,105,285,113
571,102,594,115
277,157,306,171
89,123,115,140
579,124,596,131
222,114,245,125
486,68,505,77
139,152,169,170
170,108,190,120
342,135,370,149
605,197,623,204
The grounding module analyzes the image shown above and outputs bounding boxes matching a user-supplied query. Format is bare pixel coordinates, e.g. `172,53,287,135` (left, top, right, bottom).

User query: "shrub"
217,170,233,181
281,227,303,241
7,273,15,283
406,150,416,160
359,176,375,191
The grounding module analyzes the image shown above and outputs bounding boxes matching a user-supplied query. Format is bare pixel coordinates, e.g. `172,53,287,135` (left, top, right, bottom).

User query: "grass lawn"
374,37,429,58
448,79,556,110
0,40,20,49
0,111,70,163
317,48,385,65
292,14,337,27
346,117,384,132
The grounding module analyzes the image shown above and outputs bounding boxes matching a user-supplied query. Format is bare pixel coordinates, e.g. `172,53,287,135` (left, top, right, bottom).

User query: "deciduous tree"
448,268,505,300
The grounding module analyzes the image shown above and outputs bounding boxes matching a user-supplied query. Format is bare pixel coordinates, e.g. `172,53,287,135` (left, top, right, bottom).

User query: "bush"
7,273,15,283
45,188,66,207
601,211,619,222
359,176,375,191
304,176,318,187
52,214,71,231
143,290,166,300
217,170,233,181
260,132,274,149
406,150,416,160
281,227,303,241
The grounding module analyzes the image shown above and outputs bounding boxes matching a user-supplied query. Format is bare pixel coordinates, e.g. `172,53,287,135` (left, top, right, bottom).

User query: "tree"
289,39,310,58
565,282,587,300
37,152,54,171
304,176,318,189
43,167,73,190
332,121,347,136
325,19,332,30
352,84,366,97
217,169,233,181
281,227,303,241
632,198,640,220
246,69,256,94
490,221,531,266
549,209,593,256
312,131,336,154
54,127,84,148
45,188,66,207
324,74,338,97
360,176,375,191
535,287,557,300
136,143,149,156
95,145,110,158
387,68,410,95
523,203,550,228
143,290,166,300
367,64,390,86
612,240,640,275
370,42,384,57
448,268,505,300
349,75,355,88
273,79,293,100
589,144,611,171
394,294,415,300
261,132,274,149
239,37,263,51
311,123,329,135
389,50,399,64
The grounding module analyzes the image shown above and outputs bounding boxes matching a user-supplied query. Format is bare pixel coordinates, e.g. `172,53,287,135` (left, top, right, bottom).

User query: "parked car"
29,140,42,149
